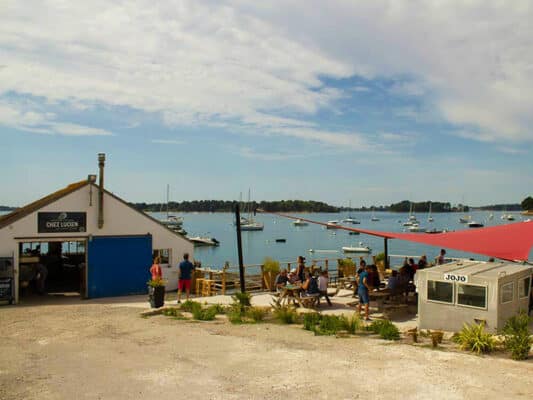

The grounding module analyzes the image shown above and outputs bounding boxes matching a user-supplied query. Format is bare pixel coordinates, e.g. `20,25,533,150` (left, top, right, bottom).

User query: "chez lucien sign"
38,212,87,233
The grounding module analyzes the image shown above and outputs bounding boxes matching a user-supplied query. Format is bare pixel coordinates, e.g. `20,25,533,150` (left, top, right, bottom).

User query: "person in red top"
150,257,163,281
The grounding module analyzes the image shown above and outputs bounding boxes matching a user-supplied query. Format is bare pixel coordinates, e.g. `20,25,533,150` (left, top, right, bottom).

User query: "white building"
0,155,193,303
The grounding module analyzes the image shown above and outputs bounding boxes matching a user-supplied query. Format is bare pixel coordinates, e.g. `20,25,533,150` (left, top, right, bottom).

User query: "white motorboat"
506,214,515,221
308,249,339,253
408,224,425,232
459,216,471,223
343,217,361,224
293,219,309,226
402,221,414,226
468,221,484,228
488,213,494,220
241,221,264,231
342,242,372,253
326,220,340,229
188,236,220,246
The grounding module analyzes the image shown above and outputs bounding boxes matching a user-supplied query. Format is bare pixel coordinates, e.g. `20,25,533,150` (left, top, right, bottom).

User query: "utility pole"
235,203,245,292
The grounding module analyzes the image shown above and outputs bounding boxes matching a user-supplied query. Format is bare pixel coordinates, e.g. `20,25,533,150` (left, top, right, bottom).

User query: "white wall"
0,183,194,300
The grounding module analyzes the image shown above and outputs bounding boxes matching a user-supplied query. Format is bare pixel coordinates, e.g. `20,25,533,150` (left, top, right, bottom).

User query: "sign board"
443,273,468,283
38,212,87,233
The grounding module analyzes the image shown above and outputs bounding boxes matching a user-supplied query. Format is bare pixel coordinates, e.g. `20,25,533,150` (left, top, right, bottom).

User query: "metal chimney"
98,153,105,229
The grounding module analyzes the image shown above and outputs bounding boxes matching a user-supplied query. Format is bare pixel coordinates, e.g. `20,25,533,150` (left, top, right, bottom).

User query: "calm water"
2,210,529,268
150,210,531,268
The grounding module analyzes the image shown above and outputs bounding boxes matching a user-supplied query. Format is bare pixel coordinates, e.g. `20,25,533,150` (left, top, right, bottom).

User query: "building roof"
0,179,191,243
420,260,532,279
0,180,90,230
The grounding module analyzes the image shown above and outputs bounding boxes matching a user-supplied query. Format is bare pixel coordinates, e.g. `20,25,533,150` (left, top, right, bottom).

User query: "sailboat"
370,207,380,221
342,200,361,224
458,199,471,223
240,189,264,231
160,185,185,234
402,202,417,225
427,202,434,222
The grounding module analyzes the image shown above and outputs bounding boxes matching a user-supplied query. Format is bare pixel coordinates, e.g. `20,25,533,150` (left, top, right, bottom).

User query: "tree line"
129,199,340,213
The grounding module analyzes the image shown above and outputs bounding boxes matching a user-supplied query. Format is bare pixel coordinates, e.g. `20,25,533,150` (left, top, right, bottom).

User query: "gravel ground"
1,300,532,400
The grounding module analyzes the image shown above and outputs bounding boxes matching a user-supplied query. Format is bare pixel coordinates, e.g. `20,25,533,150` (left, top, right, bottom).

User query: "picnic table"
274,284,319,308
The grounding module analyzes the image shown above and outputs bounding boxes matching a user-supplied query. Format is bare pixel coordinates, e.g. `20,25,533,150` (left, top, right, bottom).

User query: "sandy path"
1,303,532,400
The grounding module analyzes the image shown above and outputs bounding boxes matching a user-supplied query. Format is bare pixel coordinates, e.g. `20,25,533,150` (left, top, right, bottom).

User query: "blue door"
87,235,152,298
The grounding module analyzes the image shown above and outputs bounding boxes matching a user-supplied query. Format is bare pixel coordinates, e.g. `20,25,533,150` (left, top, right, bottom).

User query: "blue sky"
1,1,532,207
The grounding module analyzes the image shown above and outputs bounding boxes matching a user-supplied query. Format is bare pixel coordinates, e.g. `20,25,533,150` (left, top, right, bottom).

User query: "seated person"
386,270,401,291
418,255,428,269
300,271,319,297
288,268,300,284
317,270,332,306
274,269,289,291
366,265,380,290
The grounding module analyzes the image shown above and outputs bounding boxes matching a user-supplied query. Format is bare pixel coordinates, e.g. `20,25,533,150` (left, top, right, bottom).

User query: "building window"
153,249,171,264
518,277,531,299
457,284,487,309
500,282,514,304
427,280,453,304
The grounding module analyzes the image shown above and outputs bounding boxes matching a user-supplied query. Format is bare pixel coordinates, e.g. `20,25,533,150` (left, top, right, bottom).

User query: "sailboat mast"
166,184,170,219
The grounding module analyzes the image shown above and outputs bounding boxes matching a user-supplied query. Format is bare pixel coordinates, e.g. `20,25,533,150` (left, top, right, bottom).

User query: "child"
318,270,332,306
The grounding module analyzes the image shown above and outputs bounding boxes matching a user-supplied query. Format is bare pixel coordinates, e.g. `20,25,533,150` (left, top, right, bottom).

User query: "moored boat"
293,219,309,226
342,242,371,253
188,236,220,246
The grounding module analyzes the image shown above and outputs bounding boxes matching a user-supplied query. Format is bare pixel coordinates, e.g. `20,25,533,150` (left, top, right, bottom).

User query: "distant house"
0,165,193,303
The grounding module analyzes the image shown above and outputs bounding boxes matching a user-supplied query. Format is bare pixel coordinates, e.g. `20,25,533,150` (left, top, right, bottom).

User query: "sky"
1,0,532,208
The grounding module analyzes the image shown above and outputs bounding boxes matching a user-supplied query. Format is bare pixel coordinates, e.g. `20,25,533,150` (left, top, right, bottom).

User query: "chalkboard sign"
38,212,87,233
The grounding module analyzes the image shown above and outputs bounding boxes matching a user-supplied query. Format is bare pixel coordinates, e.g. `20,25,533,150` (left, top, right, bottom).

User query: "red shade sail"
266,212,533,262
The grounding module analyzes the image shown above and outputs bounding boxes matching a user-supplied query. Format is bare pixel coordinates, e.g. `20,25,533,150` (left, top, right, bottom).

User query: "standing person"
437,249,446,265
296,256,306,283
149,256,163,281
177,253,194,303
318,270,332,306
34,262,48,295
357,265,371,321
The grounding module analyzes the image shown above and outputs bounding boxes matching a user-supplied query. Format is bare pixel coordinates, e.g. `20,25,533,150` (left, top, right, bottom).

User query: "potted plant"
262,257,280,291
147,278,166,308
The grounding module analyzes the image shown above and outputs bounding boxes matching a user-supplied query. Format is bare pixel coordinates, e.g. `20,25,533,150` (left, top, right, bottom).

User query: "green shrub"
226,304,244,324
454,323,495,354
263,257,280,274
192,304,218,321
180,300,201,313
246,307,268,323
314,315,344,336
303,313,321,331
162,308,185,318
503,312,532,360
380,323,400,340
273,305,298,324
367,319,400,340
341,313,363,335
232,292,252,307
209,304,227,315
367,319,391,334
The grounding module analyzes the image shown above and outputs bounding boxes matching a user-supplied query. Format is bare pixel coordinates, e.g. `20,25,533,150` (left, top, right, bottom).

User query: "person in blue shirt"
177,253,194,303
357,265,371,321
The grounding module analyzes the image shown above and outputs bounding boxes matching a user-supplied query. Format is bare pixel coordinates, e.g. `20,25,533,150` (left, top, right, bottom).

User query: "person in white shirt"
317,270,332,306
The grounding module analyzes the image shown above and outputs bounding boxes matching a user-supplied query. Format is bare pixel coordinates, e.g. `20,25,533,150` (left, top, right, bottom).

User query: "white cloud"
0,0,531,147
0,100,112,136
151,139,186,145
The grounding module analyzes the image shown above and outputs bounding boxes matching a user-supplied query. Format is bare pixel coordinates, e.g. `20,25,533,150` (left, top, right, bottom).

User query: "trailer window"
518,277,531,299
500,282,514,304
427,280,453,304
457,284,487,309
